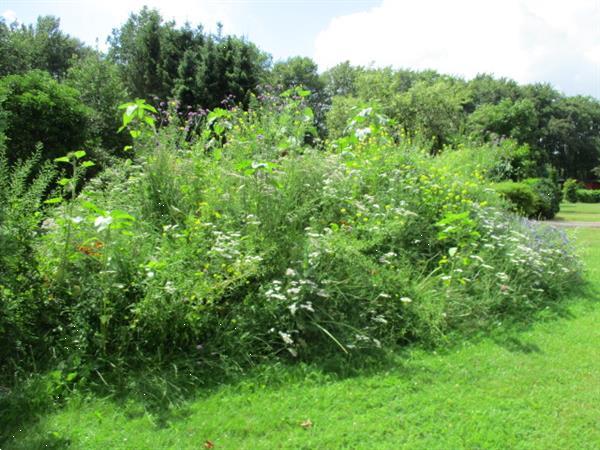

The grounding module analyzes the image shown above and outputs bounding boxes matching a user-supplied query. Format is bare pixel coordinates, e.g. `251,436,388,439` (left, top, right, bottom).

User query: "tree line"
1,7,599,180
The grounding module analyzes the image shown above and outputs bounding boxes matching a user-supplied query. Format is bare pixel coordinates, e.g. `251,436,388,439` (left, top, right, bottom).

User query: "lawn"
554,202,600,222
4,229,600,450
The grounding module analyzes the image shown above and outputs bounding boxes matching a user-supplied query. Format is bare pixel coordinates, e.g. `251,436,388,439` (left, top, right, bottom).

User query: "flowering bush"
0,94,582,381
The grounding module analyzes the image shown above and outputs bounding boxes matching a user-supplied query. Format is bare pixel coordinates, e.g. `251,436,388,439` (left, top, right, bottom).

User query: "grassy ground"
554,202,600,222
4,229,600,450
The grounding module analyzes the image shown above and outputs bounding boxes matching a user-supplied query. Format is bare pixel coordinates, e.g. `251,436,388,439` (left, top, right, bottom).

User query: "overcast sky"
2,0,599,98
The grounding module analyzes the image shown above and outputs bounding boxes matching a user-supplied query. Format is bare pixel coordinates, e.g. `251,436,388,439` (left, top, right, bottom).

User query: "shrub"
523,177,562,219
563,178,581,202
576,189,600,203
492,181,538,217
0,70,91,164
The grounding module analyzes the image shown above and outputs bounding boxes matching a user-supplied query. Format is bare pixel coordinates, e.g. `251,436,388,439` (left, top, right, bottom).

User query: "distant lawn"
4,230,600,450
554,202,600,222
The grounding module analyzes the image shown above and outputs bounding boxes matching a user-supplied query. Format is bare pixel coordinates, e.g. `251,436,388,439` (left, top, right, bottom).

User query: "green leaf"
82,161,95,168
44,197,63,204
57,178,71,186
141,103,158,113
81,200,105,214
448,247,458,257
66,372,78,382
111,210,136,221
54,156,70,163
72,150,86,159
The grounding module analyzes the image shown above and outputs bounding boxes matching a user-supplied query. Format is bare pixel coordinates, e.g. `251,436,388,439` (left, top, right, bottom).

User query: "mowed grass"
554,202,600,222
4,230,600,450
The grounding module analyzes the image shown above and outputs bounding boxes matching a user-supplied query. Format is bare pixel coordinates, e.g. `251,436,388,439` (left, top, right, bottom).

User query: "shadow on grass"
2,279,599,448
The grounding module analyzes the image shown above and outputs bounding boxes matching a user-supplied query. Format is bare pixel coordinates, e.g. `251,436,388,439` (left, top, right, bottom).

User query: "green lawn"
554,202,600,222
4,230,600,450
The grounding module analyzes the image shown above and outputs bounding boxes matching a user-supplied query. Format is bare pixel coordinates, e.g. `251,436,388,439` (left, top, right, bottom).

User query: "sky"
2,0,599,98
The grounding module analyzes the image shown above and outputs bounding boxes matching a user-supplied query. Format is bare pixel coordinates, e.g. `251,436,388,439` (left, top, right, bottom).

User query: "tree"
466,74,522,112
0,16,87,78
392,79,471,151
540,96,600,179
467,98,538,143
66,53,130,154
270,57,322,93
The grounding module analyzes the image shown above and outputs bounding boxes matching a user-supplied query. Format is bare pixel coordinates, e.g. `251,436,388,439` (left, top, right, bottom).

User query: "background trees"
0,8,599,182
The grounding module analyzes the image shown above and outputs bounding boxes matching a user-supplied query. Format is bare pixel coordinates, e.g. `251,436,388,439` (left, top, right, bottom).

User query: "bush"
523,177,562,219
494,178,561,219
576,189,600,203
563,178,581,202
492,181,538,217
0,70,91,164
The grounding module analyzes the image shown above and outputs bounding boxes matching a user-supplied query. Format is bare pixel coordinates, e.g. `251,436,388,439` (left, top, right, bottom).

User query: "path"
544,220,600,228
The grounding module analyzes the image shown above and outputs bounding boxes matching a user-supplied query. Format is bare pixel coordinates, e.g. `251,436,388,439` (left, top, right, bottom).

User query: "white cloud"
314,0,600,98
2,9,18,23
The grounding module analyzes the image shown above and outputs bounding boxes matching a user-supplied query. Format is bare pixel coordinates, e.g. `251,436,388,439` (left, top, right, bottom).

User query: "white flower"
285,268,297,277
164,281,176,294
278,331,294,345
94,215,113,232
300,302,315,313
400,297,412,303
355,127,372,140
41,218,57,230
70,216,84,224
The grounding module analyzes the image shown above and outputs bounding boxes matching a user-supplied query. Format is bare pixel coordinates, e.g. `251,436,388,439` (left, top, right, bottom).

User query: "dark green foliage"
110,7,269,109
540,96,600,179
576,189,600,203
0,70,91,163
563,179,581,203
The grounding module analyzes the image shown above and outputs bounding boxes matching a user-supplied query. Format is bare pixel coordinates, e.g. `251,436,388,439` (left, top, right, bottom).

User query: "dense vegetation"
0,8,598,446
